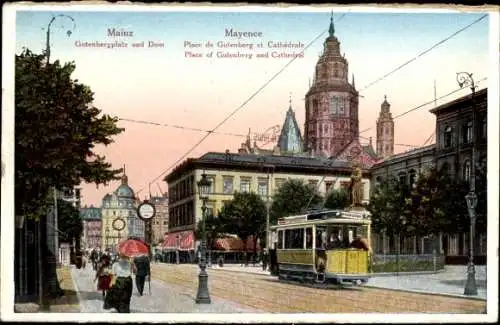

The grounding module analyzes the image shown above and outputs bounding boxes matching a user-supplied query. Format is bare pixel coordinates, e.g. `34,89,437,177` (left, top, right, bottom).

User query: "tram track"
151,264,485,313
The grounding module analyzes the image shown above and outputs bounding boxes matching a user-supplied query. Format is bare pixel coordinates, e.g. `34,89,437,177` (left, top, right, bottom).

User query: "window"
207,176,215,194
339,97,345,114
330,96,339,115
240,178,251,193
463,160,471,181
275,178,285,190
444,126,452,148
223,177,233,194
409,170,417,187
316,226,327,249
463,121,473,144
284,228,304,249
277,230,284,249
308,180,318,189
305,228,313,249
257,178,268,196
325,181,334,193
398,172,407,184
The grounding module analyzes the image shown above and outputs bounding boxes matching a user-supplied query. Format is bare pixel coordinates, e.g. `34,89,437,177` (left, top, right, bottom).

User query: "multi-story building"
430,87,487,263
369,88,488,263
164,151,373,260
79,206,102,250
100,168,144,251
149,194,169,245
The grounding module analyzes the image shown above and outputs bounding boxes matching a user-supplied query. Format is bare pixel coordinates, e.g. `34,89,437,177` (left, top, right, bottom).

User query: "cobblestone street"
71,265,258,313
151,264,486,313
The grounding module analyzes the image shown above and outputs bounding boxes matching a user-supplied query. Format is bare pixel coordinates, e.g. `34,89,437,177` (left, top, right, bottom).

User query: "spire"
121,164,128,185
352,73,355,88
329,11,335,37
288,92,292,110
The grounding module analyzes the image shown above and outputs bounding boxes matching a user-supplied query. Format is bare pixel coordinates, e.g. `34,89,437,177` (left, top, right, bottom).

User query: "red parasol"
117,239,150,257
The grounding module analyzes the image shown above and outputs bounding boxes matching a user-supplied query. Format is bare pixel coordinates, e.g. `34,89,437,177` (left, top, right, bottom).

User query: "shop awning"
214,235,260,252
163,231,194,251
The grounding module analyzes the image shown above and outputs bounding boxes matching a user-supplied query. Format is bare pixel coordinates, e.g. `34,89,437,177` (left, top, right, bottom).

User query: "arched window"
463,160,471,181
462,121,472,144
409,169,417,187
444,126,453,148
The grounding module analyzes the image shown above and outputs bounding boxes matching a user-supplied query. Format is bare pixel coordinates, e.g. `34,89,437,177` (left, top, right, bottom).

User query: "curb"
363,284,487,301
370,269,446,277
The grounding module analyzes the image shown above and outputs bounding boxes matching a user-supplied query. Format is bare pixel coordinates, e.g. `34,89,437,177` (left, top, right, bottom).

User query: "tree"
324,189,349,210
368,177,414,238
15,49,124,303
270,179,323,224
194,213,225,251
15,49,124,221
219,192,267,264
57,199,83,245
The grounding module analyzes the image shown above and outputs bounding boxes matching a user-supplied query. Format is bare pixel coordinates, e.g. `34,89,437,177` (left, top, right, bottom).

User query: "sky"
13,6,492,207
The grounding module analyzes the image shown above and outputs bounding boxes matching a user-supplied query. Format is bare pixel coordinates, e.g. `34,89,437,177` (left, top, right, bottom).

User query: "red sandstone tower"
304,15,359,157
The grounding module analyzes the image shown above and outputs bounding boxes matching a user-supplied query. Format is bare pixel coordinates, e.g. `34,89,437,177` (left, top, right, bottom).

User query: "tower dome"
115,165,135,199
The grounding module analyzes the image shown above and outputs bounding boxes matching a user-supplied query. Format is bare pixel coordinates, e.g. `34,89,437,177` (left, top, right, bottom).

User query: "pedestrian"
94,255,112,299
133,255,151,296
90,249,98,271
104,252,134,313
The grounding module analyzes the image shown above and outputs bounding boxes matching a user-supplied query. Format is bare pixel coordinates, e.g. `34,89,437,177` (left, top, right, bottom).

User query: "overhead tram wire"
357,14,487,93
358,77,487,135
135,13,349,193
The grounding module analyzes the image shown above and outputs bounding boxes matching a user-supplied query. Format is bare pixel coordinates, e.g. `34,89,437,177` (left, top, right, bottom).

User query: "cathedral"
239,14,394,168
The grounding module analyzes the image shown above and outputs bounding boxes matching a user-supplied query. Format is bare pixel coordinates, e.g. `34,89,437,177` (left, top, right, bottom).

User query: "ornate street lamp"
456,71,478,296
195,172,212,304
45,14,76,63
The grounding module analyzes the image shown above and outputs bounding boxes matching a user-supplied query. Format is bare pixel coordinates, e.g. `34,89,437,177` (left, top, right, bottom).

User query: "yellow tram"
271,209,372,285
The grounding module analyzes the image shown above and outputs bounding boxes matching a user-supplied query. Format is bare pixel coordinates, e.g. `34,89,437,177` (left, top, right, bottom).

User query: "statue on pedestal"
349,162,363,208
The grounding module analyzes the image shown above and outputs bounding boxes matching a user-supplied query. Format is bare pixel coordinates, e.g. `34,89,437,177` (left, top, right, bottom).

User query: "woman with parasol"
104,252,134,313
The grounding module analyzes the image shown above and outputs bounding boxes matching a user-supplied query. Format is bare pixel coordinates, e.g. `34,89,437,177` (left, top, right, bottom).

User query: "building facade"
163,151,373,260
376,96,395,159
79,206,102,250
369,88,488,263
149,194,169,245
430,87,487,262
100,168,144,251
304,16,360,157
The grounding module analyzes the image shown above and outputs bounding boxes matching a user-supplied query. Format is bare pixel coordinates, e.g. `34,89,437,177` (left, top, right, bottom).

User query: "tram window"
277,230,284,249
316,227,327,249
285,228,304,249
305,228,313,249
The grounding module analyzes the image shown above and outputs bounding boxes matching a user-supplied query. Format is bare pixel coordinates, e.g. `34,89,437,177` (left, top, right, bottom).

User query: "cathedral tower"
277,96,303,154
376,95,394,159
304,14,359,157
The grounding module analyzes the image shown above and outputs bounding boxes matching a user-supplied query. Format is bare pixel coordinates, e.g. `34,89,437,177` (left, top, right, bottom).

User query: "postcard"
1,2,498,324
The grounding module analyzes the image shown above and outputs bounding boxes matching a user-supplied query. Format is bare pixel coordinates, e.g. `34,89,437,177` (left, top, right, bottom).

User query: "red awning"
163,231,194,251
214,235,260,252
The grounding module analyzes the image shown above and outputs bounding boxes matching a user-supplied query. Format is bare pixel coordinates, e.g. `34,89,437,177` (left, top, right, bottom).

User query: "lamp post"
45,14,76,63
456,71,478,296
195,173,211,304
105,226,110,251
176,235,180,264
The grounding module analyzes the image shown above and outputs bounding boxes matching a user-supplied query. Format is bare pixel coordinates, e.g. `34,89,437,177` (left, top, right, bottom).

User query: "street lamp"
45,14,76,63
195,172,212,304
105,226,110,251
456,71,478,296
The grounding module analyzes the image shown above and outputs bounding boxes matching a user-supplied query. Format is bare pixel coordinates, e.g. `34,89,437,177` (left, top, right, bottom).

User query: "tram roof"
271,209,371,229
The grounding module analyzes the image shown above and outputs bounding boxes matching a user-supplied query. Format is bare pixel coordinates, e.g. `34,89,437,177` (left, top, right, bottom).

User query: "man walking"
133,255,150,296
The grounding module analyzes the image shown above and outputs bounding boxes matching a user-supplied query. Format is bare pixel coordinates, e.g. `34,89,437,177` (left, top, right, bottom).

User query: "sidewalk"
209,263,488,300
71,265,259,313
